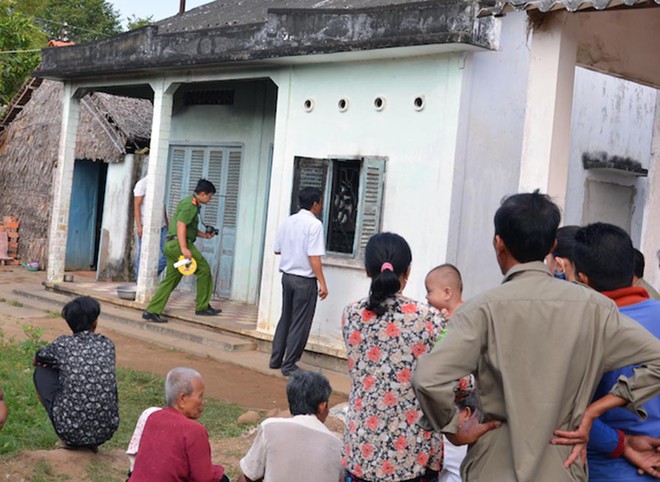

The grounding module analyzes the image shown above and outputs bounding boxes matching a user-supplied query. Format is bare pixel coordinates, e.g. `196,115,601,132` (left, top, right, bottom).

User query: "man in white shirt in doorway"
134,171,168,278
270,187,328,377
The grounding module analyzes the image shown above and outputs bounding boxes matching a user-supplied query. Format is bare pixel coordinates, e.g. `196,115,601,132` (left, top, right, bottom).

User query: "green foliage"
0,0,124,105
126,15,153,31
39,0,121,44
0,326,53,455
0,328,253,457
0,0,43,105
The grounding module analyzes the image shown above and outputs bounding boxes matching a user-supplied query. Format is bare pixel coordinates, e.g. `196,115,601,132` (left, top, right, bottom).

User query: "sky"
108,0,209,26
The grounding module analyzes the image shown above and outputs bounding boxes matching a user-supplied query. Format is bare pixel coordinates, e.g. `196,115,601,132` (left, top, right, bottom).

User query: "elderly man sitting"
129,367,228,482
238,370,343,482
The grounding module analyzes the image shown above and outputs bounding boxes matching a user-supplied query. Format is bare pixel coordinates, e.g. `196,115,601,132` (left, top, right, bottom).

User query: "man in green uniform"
142,179,221,323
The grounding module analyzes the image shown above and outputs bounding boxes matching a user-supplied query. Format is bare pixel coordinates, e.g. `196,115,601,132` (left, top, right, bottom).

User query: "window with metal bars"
291,156,386,258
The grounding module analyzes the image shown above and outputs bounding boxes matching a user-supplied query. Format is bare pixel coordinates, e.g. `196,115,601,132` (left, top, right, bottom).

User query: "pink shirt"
129,407,224,482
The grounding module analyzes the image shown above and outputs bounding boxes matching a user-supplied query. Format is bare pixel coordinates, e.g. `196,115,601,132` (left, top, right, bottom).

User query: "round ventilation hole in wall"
338,98,349,112
374,96,386,111
413,96,425,111
303,98,314,112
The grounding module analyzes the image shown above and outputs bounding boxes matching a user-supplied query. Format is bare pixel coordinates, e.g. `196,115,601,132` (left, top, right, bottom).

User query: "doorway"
65,159,108,270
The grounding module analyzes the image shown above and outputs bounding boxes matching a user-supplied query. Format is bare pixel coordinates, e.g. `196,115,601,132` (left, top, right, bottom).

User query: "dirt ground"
0,272,347,481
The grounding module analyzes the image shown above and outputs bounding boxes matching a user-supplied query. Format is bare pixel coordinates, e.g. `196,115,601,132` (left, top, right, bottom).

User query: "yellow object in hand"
175,256,197,276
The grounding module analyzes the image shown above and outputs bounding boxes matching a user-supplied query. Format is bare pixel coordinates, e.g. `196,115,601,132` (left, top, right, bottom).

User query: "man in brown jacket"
412,191,660,482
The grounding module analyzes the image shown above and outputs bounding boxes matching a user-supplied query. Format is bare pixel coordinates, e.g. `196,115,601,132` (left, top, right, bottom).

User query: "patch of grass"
7,299,23,307
0,327,253,457
0,326,54,455
29,460,70,481
86,457,126,482
44,310,61,318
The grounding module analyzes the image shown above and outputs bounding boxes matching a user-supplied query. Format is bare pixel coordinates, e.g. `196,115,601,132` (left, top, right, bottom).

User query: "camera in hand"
205,225,219,236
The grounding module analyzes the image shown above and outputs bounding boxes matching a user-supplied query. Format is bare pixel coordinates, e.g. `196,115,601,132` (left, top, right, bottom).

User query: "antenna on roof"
179,0,186,15
60,22,69,42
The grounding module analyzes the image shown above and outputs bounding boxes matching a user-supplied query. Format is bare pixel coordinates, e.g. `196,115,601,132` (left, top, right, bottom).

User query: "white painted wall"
259,54,467,351
169,80,277,304
565,67,657,243
642,93,660,289
448,12,531,299
98,154,135,279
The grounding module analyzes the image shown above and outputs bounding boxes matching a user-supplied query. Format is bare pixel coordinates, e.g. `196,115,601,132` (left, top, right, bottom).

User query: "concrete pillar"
640,92,660,288
518,12,578,210
257,69,292,333
47,83,81,282
136,80,177,303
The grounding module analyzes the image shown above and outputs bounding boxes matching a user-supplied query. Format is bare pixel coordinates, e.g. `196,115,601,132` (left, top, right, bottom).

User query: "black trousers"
33,365,60,419
270,273,318,372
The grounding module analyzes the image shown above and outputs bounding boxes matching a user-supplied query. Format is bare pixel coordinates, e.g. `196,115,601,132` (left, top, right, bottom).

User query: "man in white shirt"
238,370,343,482
134,174,168,277
270,187,328,376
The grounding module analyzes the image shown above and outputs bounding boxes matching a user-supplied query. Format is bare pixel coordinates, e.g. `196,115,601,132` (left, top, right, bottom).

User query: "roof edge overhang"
35,1,498,80
478,0,659,17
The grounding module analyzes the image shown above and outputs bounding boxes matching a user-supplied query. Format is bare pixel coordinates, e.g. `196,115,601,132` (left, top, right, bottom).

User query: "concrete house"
35,0,660,355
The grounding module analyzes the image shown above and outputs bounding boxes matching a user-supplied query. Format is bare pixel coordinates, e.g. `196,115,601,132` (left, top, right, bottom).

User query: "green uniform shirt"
168,195,199,242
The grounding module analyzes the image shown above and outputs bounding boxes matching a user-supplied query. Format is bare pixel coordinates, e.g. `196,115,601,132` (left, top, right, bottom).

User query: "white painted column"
640,92,660,288
47,83,81,282
257,69,292,334
518,12,578,210
136,80,177,303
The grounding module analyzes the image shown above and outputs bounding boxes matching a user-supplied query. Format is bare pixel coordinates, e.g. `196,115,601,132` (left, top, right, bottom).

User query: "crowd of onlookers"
2,190,660,482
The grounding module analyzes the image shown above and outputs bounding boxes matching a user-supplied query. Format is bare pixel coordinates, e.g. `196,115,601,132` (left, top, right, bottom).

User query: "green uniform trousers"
146,239,213,314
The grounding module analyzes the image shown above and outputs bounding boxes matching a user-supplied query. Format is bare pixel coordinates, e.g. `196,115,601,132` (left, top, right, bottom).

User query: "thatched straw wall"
0,79,152,268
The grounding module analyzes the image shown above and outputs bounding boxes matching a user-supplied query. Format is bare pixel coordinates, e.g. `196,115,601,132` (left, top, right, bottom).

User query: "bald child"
425,263,468,482
425,264,464,319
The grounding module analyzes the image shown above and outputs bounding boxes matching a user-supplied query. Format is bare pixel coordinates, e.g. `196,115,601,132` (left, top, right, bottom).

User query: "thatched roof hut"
0,79,153,267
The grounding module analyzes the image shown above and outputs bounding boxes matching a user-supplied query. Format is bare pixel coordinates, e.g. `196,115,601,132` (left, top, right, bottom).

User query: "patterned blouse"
342,294,447,481
36,331,119,446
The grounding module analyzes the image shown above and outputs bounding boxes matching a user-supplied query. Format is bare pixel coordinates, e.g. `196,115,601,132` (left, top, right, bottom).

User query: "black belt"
282,271,316,280
166,236,194,243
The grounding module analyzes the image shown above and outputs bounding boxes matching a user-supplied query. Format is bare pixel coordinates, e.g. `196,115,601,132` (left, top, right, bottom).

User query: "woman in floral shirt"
342,232,446,481
34,296,119,449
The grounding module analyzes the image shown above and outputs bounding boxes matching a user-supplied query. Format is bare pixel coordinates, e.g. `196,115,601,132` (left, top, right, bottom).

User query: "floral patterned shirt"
342,294,446,481
36,331,119,446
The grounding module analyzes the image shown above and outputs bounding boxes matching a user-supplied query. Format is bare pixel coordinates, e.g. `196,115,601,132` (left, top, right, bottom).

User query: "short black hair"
573,223,634,292
194,178,216,194
634,249,645,278
286,370,332,416
494,190,561,262
552,225,581,261
298,187,322,211
61,296,100,333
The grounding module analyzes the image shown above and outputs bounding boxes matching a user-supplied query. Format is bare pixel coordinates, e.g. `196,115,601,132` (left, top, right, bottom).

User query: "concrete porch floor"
44,271,260,338
40,270,350,383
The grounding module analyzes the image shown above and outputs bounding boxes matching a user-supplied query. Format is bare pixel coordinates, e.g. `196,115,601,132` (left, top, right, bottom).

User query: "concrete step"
10,287,351,395
12,288,257,352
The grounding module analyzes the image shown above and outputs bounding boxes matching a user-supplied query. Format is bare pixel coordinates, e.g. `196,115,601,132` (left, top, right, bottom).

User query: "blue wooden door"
65,160,100,270
165,145,242,299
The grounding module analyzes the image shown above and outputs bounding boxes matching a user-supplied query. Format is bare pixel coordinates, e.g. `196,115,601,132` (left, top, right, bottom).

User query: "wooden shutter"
203,149,223,228
224,149,242,228
188,149,206,194
167,148,186,217
357,157,386,258
290,157,328,214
